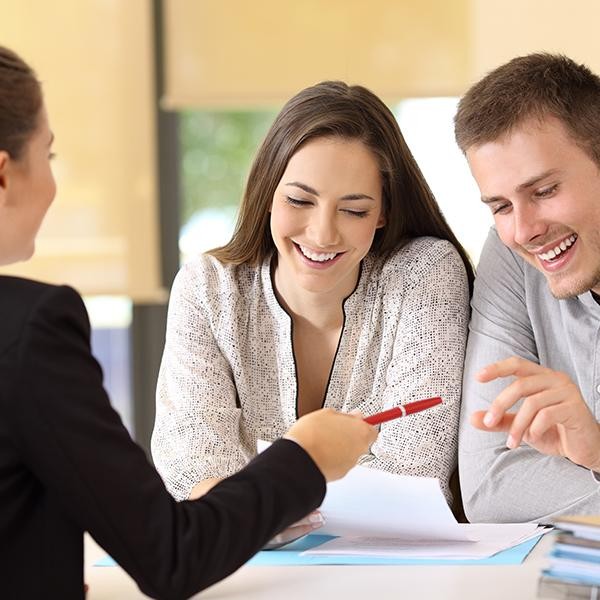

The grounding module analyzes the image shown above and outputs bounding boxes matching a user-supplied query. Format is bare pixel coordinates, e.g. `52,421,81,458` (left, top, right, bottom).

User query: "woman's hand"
188,477,223,500
284,408,377,481
262,510,324,550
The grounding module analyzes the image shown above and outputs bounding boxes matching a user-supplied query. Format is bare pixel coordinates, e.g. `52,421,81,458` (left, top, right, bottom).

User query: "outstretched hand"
285,408,377,482
471,356,600,470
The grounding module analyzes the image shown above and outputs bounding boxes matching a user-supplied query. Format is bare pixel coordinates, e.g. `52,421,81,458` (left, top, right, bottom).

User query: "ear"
376,210,386,229
0,151,10,206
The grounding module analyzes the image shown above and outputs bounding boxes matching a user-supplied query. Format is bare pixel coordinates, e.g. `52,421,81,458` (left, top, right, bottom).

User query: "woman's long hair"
210,81,474,291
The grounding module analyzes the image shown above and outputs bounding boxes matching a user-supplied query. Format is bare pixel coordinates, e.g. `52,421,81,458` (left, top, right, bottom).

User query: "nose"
308,207,341,248
511,202,547,248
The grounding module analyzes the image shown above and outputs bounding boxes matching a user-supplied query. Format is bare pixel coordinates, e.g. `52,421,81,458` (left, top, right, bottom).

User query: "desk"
84,534,554,599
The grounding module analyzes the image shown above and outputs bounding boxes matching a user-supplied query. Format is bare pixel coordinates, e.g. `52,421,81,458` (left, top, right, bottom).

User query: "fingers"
286,408,378,481
471,404,557,448
473,376,568,444
331,408,379,448
470,410,515,432
473,380,591,451
473,358,600,464
523,401,570,442
263,526,313,550
483,372,556,427
263,514,324,550
290,510,324,528
364,419,379,446
476,356,548,383
503,386,567,448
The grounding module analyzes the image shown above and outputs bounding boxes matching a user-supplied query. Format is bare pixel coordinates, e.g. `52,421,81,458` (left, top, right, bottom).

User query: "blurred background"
1,0,597,454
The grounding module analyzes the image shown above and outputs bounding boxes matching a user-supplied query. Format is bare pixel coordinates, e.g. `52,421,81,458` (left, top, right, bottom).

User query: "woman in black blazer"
0,46,377,599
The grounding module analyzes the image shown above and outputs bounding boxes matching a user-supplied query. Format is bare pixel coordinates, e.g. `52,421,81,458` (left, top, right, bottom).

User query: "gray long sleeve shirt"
459,228,600,523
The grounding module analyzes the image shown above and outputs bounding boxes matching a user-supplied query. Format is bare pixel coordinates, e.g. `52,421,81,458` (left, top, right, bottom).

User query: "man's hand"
471,356,600,470
284,408,378,482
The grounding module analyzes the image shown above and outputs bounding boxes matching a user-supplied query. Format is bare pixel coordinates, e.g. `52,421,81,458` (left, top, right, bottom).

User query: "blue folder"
95,533,542,567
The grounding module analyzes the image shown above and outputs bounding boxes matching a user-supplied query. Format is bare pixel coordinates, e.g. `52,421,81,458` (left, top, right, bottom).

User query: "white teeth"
539,234,577,261
298,244,338,262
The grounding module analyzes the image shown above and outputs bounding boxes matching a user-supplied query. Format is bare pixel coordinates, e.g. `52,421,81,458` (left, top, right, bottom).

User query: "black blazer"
0,277,325,599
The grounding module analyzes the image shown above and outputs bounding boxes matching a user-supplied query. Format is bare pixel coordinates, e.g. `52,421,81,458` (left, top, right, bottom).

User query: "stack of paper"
539,515,600,595
304,465,547,559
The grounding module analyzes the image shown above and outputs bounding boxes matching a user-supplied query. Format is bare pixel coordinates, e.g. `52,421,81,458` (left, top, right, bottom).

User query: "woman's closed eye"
284,195,370,217
285,196,312,207
342,208,368,218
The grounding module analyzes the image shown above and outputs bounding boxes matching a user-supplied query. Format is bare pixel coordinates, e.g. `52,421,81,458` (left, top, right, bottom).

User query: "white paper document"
303,464,549,559
258,442,550,558
316,465,474,541
303,523,547,559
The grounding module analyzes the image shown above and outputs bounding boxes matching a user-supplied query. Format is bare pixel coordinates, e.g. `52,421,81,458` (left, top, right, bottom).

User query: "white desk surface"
84,533,556,599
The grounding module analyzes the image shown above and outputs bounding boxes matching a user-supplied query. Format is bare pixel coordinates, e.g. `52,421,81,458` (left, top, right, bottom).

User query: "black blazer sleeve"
6,284,325,599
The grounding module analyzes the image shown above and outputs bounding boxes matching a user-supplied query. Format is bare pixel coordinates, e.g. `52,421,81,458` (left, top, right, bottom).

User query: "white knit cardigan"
152,236,470,502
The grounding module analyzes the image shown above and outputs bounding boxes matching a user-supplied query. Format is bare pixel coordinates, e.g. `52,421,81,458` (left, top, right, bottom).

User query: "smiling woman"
152,80,475,533
270,137,385,300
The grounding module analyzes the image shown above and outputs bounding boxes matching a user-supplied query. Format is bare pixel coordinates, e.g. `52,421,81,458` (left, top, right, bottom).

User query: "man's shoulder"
478,227,536,283
480,227,522,264
474,228,558,314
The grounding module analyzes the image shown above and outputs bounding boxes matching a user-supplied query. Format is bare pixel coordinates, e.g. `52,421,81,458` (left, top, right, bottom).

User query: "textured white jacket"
152,237,470,502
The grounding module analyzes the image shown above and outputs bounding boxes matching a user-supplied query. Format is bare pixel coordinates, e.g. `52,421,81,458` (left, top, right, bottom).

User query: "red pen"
364,397,443,425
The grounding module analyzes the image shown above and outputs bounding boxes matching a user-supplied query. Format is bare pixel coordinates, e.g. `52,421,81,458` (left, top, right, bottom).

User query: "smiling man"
454,53,600,522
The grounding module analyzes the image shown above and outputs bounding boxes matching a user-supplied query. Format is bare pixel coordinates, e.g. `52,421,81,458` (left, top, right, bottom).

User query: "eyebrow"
285,181,376,201
480,169,561,204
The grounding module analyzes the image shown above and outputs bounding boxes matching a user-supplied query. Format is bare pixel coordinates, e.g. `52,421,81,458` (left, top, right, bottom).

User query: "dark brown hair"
455,53,600,164
0,46,42,159
210,81,473,289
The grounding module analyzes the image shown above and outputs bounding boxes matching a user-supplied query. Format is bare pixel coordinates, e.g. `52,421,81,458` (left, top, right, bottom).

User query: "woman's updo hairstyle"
0,46,42,160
